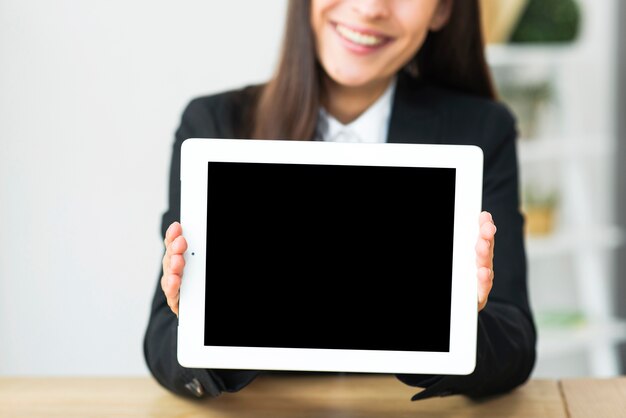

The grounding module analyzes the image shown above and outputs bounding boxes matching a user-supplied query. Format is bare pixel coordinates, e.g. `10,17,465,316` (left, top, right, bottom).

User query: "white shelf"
518,138,614,163
538,318,626,357
486,43,582,67
526,225,623,258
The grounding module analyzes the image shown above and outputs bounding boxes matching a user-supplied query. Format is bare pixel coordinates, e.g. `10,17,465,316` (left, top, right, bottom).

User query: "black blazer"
144,72,537,401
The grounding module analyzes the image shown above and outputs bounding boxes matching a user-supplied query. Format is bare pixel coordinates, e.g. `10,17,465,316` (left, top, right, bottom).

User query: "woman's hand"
161,221,187,316
477,211,496,312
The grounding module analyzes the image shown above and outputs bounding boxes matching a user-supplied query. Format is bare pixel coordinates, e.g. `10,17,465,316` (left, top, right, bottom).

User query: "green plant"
510,0,581,43
498,80,552,139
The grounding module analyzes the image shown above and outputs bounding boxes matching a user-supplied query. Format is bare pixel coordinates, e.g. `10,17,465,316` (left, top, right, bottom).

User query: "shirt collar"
318,77,397,143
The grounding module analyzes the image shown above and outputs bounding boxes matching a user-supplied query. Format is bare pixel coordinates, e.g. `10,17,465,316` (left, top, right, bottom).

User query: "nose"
350,0,390,20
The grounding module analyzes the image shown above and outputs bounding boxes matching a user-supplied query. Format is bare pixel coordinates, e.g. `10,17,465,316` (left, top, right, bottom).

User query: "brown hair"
252,0,495,141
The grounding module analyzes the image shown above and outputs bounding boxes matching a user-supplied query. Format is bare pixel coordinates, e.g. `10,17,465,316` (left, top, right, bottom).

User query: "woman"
144,0,536,401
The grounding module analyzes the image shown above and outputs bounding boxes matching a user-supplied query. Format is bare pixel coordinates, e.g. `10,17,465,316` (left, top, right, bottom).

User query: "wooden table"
1,375,625,417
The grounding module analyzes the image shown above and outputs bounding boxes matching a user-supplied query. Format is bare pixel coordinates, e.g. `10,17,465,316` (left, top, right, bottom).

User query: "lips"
332,22,393,50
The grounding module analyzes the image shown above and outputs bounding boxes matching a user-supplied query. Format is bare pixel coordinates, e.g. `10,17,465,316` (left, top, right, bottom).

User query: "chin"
325,69,381,88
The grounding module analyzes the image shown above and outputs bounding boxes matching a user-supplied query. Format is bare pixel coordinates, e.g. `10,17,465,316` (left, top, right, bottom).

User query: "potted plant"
523,185,559,236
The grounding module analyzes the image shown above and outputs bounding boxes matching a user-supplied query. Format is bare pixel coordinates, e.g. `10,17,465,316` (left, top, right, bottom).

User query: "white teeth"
336,24,385,46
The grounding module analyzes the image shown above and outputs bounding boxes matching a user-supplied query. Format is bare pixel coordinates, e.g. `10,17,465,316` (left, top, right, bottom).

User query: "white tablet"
177,138,483,375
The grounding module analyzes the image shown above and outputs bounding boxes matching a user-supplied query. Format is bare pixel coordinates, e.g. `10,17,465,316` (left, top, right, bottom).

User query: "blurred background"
0,0,624,378
481,0,626,378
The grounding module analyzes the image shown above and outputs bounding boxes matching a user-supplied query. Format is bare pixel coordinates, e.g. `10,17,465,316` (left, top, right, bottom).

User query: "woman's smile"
332,21,394,54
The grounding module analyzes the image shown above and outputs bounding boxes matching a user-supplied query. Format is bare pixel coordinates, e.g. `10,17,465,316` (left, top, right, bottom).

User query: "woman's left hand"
476,211,496,312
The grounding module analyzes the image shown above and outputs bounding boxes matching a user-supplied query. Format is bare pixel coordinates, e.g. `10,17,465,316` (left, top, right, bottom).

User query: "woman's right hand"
161,221,187,316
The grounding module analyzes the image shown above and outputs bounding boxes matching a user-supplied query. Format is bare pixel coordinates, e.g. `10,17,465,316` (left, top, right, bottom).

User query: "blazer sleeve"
143,97,261,399
397,104,537,400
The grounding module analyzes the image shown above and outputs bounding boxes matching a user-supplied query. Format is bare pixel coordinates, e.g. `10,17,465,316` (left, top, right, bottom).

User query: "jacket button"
184,378,205,398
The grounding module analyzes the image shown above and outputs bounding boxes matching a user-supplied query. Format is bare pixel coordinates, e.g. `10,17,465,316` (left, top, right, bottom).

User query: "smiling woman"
144,0,536,403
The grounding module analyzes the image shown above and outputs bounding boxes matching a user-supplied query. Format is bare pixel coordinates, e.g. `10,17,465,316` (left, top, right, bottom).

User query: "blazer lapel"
387,73,442,145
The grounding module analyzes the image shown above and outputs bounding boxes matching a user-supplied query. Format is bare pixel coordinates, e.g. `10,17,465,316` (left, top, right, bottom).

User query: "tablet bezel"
178,138,483,375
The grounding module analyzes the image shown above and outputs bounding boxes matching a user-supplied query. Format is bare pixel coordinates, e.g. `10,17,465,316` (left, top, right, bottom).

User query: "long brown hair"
252,0,495,141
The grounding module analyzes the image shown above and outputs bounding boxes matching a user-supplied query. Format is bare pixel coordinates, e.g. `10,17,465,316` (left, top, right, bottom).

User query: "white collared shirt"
317,78,397,143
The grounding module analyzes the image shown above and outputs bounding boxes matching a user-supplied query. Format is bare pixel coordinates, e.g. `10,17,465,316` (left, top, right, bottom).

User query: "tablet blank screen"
205,161,456,352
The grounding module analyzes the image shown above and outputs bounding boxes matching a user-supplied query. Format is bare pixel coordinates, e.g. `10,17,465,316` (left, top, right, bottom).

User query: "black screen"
205,162,456,352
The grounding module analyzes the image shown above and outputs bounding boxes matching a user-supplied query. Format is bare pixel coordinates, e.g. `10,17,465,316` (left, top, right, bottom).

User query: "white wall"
0,0,287,375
